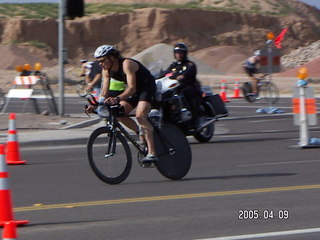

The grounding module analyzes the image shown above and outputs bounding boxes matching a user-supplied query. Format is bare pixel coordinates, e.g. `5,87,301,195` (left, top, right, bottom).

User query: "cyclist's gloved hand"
97,97,108,118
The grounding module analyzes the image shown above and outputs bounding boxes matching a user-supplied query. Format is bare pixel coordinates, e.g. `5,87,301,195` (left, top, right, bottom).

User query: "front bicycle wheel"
0,88,6,111
154,123,192,180
260,82,279,104
76,80,87,97
87,127,132,184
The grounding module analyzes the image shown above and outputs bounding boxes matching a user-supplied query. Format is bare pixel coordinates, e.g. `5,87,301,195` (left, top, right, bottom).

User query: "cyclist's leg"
135,100,155,156
117,101,139,133
244,67,257,95
251,75,258,95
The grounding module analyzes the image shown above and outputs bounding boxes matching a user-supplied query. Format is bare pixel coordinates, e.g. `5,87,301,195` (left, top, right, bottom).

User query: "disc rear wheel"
154,123,192,180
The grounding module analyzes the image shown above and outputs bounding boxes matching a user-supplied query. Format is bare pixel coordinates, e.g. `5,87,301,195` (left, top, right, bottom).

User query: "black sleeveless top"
110,58,154,90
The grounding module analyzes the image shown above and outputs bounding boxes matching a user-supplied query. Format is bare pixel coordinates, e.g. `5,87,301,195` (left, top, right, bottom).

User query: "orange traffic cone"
6,113,26,165
2,222,17,240
219,79,229,102
0,144,29,227
231,79,241,98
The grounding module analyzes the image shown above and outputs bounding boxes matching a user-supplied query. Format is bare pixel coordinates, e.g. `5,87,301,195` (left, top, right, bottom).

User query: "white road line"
250,119,288,123
260,130,283,133
195,227,320,240
216,134,259,138
239,159,320,167
227,105,293,109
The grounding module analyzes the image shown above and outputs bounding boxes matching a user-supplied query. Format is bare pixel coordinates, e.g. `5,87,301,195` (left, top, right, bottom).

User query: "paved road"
6,98,320,240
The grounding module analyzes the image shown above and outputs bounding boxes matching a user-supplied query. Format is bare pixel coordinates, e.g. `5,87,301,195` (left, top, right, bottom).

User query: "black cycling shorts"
125,81,156,108
244,67,258,77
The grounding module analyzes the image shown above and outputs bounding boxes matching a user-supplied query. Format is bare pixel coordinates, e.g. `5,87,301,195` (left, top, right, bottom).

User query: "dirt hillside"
0,0,320,84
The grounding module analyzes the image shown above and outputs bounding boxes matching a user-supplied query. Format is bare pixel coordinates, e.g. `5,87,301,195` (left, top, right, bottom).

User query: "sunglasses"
98,58,108,64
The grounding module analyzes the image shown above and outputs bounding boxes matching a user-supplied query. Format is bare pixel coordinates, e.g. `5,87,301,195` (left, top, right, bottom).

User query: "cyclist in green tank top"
91,45,157,163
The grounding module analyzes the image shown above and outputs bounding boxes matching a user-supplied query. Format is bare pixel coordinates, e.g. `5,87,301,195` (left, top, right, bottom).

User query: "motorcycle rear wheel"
193,121,214,142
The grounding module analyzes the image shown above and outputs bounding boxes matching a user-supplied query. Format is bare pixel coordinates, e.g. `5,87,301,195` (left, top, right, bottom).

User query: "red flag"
274,28,288,48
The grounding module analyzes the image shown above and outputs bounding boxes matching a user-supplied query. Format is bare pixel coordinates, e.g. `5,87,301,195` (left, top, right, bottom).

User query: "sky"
299,0,320,9
0,0,319,9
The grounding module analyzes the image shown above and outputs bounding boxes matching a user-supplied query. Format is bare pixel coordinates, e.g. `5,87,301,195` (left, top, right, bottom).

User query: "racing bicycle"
0,88,5,111
241,74,280,104
85,95,192,184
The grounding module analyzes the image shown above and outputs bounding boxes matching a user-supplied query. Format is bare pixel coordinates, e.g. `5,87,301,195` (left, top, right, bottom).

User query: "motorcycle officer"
162,42,202,128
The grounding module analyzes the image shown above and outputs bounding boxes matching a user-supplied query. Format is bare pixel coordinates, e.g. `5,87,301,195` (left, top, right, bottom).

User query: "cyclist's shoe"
248,93,261,100
141,154,158,163
255,95,261,100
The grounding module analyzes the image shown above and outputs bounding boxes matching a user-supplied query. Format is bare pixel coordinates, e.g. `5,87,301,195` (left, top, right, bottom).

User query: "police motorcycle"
149,75,228,143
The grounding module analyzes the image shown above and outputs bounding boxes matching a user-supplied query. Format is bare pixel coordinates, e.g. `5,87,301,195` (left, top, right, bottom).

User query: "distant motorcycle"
149,76,228,143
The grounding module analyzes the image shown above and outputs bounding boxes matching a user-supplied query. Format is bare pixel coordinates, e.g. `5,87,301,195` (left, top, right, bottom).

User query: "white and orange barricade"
292,98,316,121
2,74,58,114
292,87,317,148
291,67,319,148
1,76,40,113
0,144,29,226
7,76,41,99
13,76,40,86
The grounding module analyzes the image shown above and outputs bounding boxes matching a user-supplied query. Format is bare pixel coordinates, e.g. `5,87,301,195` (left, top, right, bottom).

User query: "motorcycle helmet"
254,50,261,56
174,42,188,55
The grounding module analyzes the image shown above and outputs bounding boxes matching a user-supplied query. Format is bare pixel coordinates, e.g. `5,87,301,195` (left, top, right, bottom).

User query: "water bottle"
309,137,320,145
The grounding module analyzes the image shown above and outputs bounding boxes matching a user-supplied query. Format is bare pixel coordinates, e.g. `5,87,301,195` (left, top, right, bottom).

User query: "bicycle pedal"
141,162,155,168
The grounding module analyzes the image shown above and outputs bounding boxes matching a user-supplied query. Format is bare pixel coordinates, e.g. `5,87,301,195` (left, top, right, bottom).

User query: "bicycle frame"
104,109,178,160
103,110,147,157
85,94,176,159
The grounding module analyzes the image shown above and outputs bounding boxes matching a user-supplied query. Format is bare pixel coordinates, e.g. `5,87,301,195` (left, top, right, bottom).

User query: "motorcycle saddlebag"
204,94,228,116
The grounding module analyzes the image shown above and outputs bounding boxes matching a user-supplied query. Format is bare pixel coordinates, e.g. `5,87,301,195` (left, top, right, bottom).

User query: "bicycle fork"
104,130,117,158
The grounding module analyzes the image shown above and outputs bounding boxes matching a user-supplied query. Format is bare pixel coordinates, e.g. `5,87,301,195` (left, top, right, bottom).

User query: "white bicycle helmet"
94,45,115,58
254,50,261,56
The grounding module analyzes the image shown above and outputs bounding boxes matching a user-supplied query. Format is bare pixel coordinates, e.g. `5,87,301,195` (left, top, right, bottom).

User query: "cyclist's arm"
116,59,138,101
89,73,102,86
100,69,110,99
